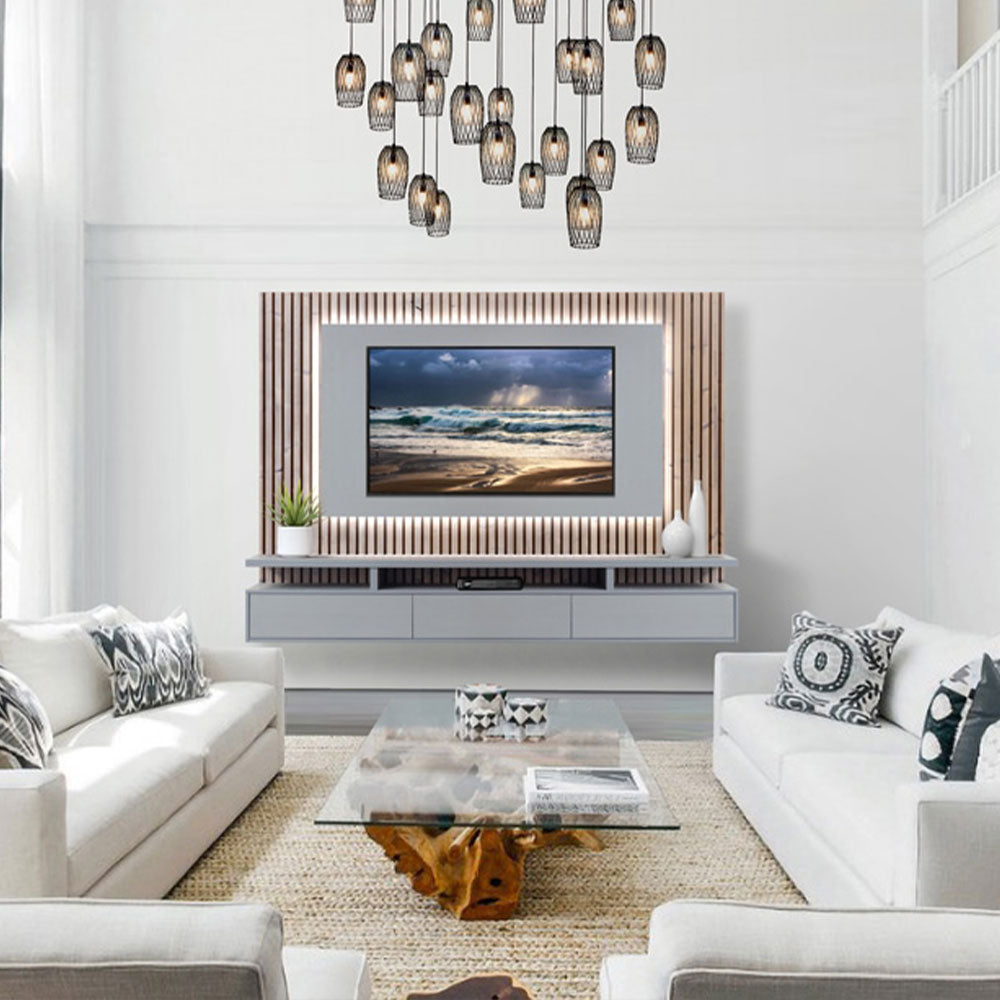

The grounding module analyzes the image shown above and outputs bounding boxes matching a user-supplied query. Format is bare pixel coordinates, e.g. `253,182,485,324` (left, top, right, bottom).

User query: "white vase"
276,524,318,557
661,510,694,557
689,479,708,557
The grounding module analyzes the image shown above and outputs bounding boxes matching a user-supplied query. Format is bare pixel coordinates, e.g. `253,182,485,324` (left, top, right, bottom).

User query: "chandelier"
334,0,663,246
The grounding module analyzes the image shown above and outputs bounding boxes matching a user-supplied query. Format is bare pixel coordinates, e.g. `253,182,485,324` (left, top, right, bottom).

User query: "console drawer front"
412,594,571,639
248,591,412,640
571,591,737,640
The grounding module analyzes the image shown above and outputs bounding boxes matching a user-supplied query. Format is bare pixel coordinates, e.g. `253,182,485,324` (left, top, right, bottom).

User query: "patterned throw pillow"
0,666,54,769
918,655,984,780
948,654,1000,781
90,611,209,717
768,612,902,727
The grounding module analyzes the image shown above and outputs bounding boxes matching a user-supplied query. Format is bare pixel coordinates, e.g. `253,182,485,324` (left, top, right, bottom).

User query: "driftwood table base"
365,824,604,920
405,973,534,999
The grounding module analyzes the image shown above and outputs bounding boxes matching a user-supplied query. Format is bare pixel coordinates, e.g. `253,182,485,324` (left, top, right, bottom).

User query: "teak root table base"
365,824,604,920
405,973,534,999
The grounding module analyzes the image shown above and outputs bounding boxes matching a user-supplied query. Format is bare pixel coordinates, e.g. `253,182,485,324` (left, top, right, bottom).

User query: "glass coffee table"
316,693,678,920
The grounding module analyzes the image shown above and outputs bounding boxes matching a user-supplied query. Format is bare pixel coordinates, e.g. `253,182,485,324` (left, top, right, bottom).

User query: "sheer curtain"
1,0,84,618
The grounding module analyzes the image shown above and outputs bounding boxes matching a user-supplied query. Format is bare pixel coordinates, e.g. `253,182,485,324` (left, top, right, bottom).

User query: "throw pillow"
0,666,54,769
918,655,985,781
90,611,209,717
948,654,1000,781
975,720,1000,783
768,611,902,727
0,605,125,735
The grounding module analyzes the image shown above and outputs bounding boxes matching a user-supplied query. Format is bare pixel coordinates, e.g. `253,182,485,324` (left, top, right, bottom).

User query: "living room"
2,0,999,997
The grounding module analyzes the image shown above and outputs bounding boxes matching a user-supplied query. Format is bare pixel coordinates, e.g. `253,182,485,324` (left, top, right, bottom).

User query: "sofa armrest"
894,781,1000,908
713,652,783,737
644,900,1000,998
202,647,285,743
0,770,67,896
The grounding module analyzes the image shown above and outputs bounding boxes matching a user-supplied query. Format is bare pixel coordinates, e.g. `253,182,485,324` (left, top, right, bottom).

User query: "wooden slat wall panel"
260,292,725,587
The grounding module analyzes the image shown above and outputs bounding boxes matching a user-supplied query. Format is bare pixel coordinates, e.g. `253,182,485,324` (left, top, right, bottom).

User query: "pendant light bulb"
450,83,485,143
586,137,616,190
421,20,453,75
635,33,666,88
335,52,367,107
408,173,438,224
607,0,635,40
625,102,659,163
392,41,426,101
479,121,516,183
467,0,494,40
540,125,570,174
377,143,409,199
367,80,396,130
488,86,515,125
426,188,452,236
519,161,546,208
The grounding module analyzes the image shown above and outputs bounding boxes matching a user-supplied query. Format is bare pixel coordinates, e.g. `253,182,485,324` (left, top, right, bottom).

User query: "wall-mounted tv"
366,346,614,495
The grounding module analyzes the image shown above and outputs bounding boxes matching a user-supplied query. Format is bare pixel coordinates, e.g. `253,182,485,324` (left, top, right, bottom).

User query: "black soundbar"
456,576,525,591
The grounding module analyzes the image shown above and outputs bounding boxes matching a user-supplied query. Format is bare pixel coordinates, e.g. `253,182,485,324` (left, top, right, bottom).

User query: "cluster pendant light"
338,0,663,246
467,0,494,40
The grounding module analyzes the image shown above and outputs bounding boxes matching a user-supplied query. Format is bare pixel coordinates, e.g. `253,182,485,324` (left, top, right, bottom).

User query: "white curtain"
1,0,84,618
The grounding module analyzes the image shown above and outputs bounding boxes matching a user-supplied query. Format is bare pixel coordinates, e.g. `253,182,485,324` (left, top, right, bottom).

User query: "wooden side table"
405,973,534,1000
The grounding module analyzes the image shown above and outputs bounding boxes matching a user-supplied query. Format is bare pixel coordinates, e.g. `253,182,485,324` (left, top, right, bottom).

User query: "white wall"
82,0,928,690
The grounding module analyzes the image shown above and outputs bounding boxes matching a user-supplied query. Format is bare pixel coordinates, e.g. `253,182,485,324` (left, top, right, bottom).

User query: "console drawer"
571,589,737,640
247,590,412,640
412,593,571,639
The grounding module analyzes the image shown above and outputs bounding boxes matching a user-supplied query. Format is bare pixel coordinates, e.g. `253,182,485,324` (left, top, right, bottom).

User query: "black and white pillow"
948,654,1000,781
0,666,53,769
918,655,983,780
90,611,209,717
768,612,902,727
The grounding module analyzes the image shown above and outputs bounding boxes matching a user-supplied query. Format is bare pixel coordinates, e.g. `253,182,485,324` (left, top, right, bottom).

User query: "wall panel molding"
260,292,725,588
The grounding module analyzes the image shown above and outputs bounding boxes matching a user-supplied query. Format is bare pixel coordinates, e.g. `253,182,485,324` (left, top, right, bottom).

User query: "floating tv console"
245,554,738,643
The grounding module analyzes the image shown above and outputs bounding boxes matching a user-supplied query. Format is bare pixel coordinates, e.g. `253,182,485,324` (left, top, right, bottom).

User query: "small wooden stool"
405,973,534,1000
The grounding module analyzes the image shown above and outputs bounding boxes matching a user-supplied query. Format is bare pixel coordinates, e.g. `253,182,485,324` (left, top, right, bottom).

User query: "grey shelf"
246,553,738,570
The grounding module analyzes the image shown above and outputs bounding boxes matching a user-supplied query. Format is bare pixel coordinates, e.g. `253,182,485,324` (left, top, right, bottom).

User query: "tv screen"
367,346,614,495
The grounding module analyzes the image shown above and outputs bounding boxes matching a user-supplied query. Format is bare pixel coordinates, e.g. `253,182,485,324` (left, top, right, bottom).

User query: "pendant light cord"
639,0,645,106
435,110,440,181
599,0,605,137
580,93,585,173
349,21,355,55
465,0,471,81
496,0,503,89
407,0,412,40
380,0,386,78
552,0,559,124
530,21,536,148
391,0,398,143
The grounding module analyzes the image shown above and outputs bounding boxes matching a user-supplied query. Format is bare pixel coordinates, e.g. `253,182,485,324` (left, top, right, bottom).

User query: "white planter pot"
276,524,318,557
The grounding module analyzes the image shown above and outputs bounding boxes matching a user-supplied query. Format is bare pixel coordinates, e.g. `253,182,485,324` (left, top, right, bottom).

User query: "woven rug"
171,737,802,999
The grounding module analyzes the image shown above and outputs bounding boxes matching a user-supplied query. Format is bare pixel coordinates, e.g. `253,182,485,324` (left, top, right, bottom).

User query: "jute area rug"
171,737,802,999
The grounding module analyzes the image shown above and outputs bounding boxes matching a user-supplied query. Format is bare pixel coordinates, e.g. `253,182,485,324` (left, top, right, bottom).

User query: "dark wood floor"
286,690,712,740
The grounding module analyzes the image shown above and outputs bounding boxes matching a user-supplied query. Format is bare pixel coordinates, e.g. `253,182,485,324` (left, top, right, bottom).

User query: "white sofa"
600,900,1000,999
713,608,1000,908
0,898,370,1000
0,645,285,898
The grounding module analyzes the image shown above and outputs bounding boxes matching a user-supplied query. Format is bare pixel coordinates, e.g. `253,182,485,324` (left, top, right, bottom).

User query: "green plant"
266,483,321,527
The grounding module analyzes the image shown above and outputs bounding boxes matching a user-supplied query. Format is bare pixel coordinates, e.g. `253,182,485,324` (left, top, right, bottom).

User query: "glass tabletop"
315,694,679,832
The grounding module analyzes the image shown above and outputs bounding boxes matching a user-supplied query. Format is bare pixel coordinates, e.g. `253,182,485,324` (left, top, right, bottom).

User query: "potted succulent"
267,483,321,557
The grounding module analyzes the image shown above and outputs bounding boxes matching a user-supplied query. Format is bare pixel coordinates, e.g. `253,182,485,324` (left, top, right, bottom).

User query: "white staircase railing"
931,29,1000,218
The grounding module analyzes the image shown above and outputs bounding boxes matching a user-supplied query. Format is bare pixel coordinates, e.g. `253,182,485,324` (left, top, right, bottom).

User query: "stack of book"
523,766,649,815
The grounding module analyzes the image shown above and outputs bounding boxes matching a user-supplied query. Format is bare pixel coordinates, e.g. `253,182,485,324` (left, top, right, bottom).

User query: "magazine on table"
524,766,649,812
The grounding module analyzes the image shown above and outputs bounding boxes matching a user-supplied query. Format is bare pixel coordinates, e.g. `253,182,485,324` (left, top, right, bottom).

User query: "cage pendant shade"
367,80,396,129
344,0,376,22
487,86,514,125
519,162,546,208
450,84,484,143
421,21,453,75
480,121,516,183
419,70,446,115
571,38,603,94
625,103,659,162
335,52,367,107
635,34,666,88
408,173,438,224
426,188,451,236
391,41,426,101
377,144,409,199
467,0,494,40
556,38,578,83
587,137,616,189
540,124,570,174
607,0,635,40
566,176,602,248
513,0,547,23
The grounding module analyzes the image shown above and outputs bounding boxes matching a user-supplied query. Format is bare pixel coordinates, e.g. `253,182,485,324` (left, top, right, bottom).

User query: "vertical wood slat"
260,292,725,586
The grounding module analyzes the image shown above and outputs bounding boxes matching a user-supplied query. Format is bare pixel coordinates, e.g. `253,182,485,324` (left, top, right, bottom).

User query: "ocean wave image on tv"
367,347,614,495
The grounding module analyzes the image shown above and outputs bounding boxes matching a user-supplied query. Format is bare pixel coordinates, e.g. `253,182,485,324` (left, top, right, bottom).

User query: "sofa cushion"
0,606,122,736
0,899,288,1000
876,607,1000,738
720,694,916,786
50,744,204,894
779,752,915,903
56,680,279,783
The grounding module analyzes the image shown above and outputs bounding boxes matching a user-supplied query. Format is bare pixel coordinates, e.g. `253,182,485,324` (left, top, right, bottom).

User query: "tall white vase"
689,480,708,557
661,510,694,557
